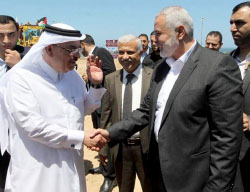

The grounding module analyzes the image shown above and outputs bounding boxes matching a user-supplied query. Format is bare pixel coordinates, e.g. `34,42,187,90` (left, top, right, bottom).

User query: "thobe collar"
39,57,63,82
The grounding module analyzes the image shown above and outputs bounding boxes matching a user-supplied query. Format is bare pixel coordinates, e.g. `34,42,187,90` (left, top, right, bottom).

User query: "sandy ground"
76,58,142,192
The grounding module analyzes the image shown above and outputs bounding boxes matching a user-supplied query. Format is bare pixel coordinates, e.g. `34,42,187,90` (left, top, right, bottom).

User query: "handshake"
83,128,110,152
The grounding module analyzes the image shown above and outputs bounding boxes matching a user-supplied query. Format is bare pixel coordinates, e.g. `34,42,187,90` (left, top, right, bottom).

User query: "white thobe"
3,57,105,192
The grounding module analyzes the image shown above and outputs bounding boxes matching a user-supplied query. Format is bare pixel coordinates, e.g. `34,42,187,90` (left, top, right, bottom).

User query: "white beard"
160,34,179,58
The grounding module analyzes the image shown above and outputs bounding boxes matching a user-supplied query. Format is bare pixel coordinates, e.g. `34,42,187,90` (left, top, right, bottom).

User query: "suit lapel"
243,69,250,95
115,70,123,120
149,61,170,131
160,44,200,128
141,67,152,101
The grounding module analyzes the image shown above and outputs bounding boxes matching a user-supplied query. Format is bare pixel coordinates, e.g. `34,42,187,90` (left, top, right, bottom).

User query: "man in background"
138,34,151,63
205,31,223,51
81,34,116,192
100,34,152,192
229,2,250,191
0,15,29,192
143,31,162,68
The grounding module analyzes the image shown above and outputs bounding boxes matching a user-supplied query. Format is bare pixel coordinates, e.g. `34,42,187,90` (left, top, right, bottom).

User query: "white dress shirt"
3,55,105,192
122,64,142,138
235,52,250,79
154,41,197,141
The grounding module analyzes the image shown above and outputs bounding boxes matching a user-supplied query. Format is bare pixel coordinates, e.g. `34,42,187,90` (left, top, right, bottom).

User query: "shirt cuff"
66,130,84,150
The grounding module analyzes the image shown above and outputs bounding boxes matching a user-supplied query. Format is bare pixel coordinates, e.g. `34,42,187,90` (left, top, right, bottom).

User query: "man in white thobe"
0,23,107,192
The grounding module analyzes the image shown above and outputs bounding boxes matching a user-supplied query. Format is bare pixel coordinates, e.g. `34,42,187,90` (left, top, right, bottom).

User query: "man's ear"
176,25,186,40
44,45,54,57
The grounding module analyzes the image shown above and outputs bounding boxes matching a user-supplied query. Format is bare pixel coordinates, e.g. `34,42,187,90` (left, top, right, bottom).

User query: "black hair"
0,15,19,31
206,31,223,43
81,34,95,45
232,1,250,14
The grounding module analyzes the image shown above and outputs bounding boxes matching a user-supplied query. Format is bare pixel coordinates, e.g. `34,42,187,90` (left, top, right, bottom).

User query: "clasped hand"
83,128,110,152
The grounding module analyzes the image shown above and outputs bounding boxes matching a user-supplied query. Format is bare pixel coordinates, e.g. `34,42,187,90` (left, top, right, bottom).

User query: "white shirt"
140,47,150,63
154,41,197,141
235,52,250,79
88,46,96,56
0,58,7,79
3,56,105,192
122,64,142,138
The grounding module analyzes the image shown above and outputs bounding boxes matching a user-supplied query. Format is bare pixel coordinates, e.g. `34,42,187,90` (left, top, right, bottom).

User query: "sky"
1,0,244,49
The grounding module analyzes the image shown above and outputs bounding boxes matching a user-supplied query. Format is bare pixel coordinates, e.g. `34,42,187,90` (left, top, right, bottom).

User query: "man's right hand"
84,128,108,152
5,49,21,68
243,113,249,132
87,129,110,151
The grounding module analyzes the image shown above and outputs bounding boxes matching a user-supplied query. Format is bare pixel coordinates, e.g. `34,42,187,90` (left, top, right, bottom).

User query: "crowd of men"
0,1,250,192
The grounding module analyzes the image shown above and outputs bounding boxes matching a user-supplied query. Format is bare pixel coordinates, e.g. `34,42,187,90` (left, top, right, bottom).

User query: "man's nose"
122,52,129,60
3,35,10,44
230,23,237,32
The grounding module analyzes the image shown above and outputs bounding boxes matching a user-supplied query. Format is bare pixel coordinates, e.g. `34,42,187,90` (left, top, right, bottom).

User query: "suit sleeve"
107,74,153,147
100,78,112,129
203,55,243,192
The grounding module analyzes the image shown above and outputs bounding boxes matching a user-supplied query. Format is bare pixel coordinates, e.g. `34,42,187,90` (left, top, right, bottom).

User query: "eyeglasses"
54,44,83,55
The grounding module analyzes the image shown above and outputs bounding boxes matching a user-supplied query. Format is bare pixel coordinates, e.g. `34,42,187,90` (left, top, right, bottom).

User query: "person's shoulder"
96,46,109,53
142,66,153,73
15,45,30,58
105,69,120,79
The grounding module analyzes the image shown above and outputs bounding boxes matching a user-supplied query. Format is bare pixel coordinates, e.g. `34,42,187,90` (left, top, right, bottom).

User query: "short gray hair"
157,6,194,40
118,34,142,53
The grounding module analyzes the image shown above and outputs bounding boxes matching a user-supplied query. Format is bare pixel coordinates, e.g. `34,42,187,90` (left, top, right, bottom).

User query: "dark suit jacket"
108,44,243,192
231,48,250,192
92,46,116,86
89,46,116,128
100,66,153,163
142,50,163,69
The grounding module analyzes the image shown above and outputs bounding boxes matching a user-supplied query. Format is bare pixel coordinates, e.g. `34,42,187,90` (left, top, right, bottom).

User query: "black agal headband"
43,24,82,37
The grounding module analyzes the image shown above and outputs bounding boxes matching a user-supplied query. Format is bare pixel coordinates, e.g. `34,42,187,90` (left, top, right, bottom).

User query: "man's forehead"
118,41,137,50
0,23,17,33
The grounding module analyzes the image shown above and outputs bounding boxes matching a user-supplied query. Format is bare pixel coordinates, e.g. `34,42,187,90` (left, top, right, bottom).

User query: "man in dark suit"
80,34,116,192
0,15,29,192
142,31,162,69
99,34,152,192
91,6,243,192
229,2,250,192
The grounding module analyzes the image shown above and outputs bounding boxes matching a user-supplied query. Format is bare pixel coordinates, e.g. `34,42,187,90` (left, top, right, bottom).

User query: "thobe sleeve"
6,72,85,150
83,86,106,115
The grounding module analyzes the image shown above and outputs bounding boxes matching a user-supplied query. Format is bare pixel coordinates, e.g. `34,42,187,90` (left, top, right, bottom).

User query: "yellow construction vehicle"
18,25,43,47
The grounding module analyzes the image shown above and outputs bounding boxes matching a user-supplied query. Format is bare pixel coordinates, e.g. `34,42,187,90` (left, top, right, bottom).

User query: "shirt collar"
0,58,6,66
123,63,142,79
89,46,96,56
39,56,62,82
166,40,197,71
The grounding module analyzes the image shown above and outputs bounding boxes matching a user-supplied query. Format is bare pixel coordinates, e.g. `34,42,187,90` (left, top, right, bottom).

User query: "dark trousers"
115,143,151,192
0,151,10,190
148,136,167,192
233,148,250,192
91,109,116,180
